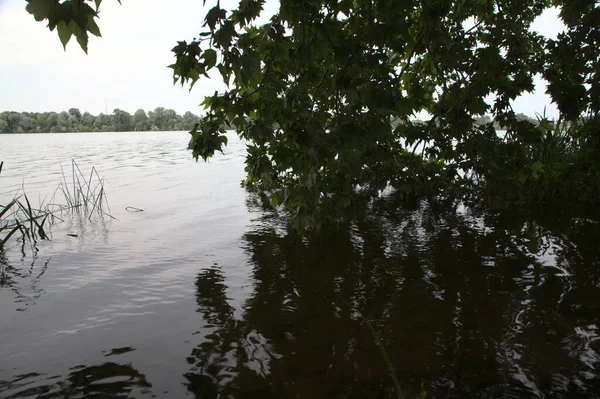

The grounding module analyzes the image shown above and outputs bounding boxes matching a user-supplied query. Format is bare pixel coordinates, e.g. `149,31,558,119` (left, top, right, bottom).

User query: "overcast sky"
0,0,564,117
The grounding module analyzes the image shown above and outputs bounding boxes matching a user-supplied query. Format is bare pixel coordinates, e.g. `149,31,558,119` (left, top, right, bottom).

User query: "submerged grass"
363,319,405,399
55,160,112,219
0,199,48,249
0,160,112,250
335,292,428,399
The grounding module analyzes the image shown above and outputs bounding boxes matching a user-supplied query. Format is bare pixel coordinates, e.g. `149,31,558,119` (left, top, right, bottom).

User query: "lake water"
0,131,599,398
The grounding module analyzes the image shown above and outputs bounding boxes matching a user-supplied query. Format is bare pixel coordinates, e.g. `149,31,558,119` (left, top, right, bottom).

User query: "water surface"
1,131,599,398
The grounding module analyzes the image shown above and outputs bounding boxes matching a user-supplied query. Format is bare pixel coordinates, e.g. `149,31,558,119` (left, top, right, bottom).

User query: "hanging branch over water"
25,0,600,229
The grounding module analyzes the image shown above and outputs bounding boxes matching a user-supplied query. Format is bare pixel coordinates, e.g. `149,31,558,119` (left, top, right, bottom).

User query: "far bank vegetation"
0,107,202,133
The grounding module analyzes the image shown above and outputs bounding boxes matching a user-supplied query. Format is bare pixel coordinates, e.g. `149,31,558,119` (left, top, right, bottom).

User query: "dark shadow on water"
0,361,152,398
104,347,137,357
185,198,600,398
185,265,279,398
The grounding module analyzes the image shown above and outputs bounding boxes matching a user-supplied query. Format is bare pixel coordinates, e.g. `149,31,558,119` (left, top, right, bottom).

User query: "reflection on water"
185,265,282,398
179,199,600,398
0,361,152,398
1,132,600,398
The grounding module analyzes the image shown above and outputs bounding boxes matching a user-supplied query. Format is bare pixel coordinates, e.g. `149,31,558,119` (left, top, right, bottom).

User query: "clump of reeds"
0,160,112,250
1,161,51,248
53,160,112,219
0,194,52,248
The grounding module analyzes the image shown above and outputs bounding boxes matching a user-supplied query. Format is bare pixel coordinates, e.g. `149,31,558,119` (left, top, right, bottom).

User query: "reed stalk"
1,160,112,250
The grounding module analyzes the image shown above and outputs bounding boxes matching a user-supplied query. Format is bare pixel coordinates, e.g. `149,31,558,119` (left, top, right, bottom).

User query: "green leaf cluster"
25,0,119,53
171,0,600,226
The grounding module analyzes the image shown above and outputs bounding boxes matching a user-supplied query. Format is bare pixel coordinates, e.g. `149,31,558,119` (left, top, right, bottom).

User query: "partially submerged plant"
0,194,51,249
0,160,112,250
54,160,112,219
1,161,48,249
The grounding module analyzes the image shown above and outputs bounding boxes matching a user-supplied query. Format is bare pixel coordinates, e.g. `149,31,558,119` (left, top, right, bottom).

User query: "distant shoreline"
0,130,189,135
0,108,202,135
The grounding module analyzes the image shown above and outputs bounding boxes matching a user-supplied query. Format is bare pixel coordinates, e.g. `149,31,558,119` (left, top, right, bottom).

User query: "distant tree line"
391,113,540,128
0,107,538,134
473,113,540,128
0,107,203,133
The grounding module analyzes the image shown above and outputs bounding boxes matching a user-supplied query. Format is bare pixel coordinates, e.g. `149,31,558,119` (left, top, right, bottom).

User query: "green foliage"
188,120,228,161
28,0,600,227
168,0,600,225
0,108,202,133
24,0,118,53
544,1,599,121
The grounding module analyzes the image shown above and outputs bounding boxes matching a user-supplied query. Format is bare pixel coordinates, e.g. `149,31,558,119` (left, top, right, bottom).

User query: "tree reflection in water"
0,361,152,398
185,198,600,398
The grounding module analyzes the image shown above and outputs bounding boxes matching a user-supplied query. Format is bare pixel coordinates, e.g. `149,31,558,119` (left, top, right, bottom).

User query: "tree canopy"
26,0,600,227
